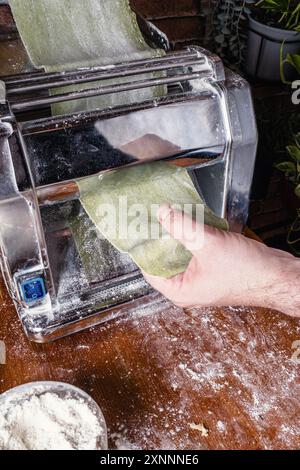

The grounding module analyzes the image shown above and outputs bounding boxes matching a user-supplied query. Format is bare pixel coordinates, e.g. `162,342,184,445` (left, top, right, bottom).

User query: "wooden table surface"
1,277,300,450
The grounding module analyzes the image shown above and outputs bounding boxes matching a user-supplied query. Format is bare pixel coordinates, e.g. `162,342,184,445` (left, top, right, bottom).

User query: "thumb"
157,203,204,254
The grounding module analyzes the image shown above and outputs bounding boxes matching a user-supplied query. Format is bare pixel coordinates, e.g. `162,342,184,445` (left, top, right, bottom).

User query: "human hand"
143,204,300,317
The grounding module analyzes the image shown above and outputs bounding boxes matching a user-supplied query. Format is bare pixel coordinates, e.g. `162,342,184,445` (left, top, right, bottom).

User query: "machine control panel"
20,277,47,304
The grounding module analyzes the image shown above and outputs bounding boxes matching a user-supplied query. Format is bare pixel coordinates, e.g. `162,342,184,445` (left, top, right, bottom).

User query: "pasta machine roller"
0,46,257,342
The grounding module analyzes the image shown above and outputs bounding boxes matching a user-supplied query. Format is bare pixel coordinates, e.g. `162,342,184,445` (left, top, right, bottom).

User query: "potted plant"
213,0,253,68
275,132,300,254
280,51,300,81
245,0,300,81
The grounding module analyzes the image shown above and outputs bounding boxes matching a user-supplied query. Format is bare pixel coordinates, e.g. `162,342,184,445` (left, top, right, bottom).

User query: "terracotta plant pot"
245,15,300,82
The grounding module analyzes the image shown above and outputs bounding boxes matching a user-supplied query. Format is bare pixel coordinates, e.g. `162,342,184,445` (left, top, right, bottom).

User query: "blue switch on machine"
20,277,47,303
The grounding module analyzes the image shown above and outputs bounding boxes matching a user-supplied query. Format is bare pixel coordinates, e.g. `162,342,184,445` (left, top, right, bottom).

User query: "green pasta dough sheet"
9,0,165,115
77,162,228,279
69,204,136,284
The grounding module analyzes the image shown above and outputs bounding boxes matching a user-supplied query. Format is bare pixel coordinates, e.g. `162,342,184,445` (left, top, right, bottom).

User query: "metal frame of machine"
0,46,258,342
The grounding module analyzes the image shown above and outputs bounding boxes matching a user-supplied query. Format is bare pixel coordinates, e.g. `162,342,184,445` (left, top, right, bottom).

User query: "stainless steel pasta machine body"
0,46,257,342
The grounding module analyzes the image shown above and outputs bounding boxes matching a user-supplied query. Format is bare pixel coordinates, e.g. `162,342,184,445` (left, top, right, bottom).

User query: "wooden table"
1,277,300,450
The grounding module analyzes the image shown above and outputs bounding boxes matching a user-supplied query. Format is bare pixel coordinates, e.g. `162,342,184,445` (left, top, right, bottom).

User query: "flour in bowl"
0,391,104,450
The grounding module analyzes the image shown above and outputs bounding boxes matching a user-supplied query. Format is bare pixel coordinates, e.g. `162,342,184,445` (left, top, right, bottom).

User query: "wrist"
261,256,300,317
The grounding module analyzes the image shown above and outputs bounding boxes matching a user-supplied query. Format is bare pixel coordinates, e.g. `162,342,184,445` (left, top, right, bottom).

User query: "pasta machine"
0,45,257,342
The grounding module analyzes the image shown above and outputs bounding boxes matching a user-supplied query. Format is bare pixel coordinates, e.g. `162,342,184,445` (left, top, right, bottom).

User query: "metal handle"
35,156,213,206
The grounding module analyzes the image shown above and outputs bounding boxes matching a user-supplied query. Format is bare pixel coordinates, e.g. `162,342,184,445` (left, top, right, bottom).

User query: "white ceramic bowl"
0,381,108,450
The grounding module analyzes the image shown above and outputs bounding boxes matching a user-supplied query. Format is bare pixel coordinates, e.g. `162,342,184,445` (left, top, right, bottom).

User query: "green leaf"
285,53,300,75
287,145,300,162
295,184,300,199
275,161,296,175
257,0,279,7
276,161,296,171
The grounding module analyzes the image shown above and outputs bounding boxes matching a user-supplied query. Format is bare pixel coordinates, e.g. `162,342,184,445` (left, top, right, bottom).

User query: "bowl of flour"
0,381,108,450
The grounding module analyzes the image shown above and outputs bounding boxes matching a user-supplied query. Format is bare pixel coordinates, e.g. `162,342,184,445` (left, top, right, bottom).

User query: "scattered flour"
216,420,226,433
110,432,139,450
0,392,104,450
2,279,300,450
101,302,300,449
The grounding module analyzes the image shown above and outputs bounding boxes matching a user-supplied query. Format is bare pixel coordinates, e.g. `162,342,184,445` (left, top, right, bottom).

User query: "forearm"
260,256,300,317
144,205,300,318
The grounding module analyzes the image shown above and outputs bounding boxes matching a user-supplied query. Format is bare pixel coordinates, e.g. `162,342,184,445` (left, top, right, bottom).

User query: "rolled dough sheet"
9,0,165,115
69,204,136,284
77,162,228,278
